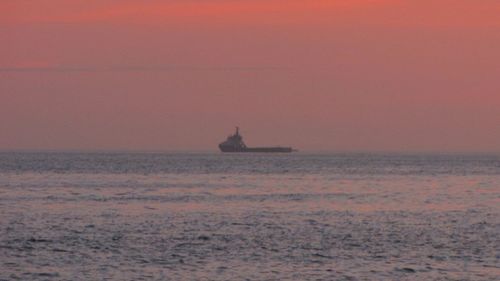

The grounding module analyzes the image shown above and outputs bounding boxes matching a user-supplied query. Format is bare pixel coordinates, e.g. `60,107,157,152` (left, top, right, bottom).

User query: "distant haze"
1,0,499,152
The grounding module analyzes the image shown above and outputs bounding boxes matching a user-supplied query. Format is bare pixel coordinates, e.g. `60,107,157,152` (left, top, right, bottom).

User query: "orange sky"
1,0,499,152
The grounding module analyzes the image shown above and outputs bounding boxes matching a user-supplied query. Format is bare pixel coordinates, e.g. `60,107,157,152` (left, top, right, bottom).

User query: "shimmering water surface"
0,152,499,280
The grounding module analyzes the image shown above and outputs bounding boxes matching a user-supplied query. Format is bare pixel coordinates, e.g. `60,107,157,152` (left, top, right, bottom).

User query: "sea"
0,152,499,280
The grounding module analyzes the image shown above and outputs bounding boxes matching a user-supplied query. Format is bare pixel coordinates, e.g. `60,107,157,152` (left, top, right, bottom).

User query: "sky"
1,0,499,152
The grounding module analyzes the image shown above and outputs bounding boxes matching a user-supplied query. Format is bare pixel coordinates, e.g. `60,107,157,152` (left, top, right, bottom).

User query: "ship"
219,127,294,153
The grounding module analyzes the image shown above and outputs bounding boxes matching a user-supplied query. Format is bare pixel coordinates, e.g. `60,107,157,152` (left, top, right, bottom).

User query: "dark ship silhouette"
219,127,294,153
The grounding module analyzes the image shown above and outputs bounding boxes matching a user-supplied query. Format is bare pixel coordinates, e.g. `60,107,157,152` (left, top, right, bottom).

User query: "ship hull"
219,146,292,153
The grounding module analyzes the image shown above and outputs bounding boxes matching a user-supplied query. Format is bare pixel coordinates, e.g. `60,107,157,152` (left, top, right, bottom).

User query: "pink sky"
1,0,499,152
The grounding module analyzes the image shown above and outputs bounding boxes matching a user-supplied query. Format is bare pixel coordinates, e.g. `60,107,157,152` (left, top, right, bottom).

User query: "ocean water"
0,152,499,280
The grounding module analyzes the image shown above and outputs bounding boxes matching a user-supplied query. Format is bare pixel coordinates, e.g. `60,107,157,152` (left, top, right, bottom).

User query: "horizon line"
0,148,499,155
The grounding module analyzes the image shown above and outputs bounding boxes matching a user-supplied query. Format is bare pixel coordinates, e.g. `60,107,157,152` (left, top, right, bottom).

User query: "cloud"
0,65,287,73
1,0,392,25
3,0,500,29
